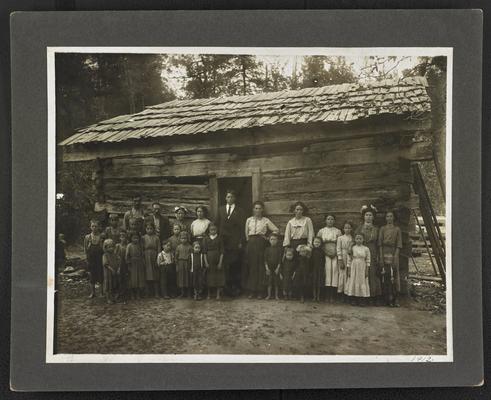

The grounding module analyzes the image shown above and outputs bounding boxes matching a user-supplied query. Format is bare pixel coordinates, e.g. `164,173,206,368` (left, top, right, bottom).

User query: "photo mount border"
46,45,454,364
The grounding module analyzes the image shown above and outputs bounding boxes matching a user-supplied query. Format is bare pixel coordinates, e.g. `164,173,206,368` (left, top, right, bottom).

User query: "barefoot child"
345,233,371,306
190,241,206,300
282,247,295,300
115,230,129,302
378,211,402,307
337,221,354,302
157,241,174,299
264,233,282,300
203,224,224,300
125,232,146,299
102,239,119,304
142,223,161,298
175,231,192,298
294,244,312,303
84,219,104,298
311,236,325,302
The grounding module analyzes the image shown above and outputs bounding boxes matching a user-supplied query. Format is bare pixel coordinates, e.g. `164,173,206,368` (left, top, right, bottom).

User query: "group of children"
81,205,402,307
83,215,227,304
259,221,372,305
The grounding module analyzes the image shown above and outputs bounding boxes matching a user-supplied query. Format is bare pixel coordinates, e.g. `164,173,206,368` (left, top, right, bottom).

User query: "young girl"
293,244,312,303
282,247,296,300
142,223,161,298
202,224,224,300
125,232,146,299
345,233,371,306
311,236,325,302
168,223,181,252
105,213,121,243
84,219,104,299
264,233,282,300
337,221,354,302
378,211,403,307
167,223,181,297
115,230,129,303
175,231,192,298
317,214,342,303
102,239,119,304
190,241,206,300
157,240,174,299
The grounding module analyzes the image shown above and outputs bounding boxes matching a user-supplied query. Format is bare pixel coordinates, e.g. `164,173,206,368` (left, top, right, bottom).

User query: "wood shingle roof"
59,76,430,146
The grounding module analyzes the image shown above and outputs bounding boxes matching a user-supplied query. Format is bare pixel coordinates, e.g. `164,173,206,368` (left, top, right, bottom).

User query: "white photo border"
46,46,453,364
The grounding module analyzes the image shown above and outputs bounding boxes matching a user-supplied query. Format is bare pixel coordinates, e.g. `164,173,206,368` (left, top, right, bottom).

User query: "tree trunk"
241,60,247,95
123,57,136,114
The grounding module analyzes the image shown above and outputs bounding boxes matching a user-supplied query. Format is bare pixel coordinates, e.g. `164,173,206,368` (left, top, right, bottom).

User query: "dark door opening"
217,177,253,217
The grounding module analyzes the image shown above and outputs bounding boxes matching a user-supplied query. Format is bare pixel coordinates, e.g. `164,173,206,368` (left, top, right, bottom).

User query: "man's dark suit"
215,204,246,295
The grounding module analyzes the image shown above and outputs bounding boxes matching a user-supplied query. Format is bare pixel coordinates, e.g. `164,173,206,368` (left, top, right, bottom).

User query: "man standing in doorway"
215,189,246,297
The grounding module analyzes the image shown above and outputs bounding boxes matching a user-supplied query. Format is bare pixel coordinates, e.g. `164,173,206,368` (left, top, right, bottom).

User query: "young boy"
264,233,283,300
282,247,296,300
157,241,174,299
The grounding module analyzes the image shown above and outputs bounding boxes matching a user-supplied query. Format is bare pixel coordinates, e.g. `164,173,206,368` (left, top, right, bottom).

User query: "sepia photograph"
48,47,451,361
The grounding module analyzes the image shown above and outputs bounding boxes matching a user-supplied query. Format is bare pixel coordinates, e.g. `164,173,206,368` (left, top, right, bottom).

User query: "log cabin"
59,76,435,293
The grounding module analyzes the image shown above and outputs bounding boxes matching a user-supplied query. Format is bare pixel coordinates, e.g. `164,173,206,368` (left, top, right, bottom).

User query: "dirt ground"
55,247,446,355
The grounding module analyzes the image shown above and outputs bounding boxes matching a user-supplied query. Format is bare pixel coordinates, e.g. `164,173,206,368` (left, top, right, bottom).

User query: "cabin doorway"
217,177,253,216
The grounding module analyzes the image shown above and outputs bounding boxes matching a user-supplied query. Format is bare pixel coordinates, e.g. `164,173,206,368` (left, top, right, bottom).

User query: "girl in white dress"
346,233,371,306
317,214,342,303
336,220,354,300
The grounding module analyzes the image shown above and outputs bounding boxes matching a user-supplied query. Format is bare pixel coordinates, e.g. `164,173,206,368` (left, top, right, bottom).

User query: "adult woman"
283,201,314,251
355,204,382,304
172,206,190,234
378,210,403,307
244,201,279,299
190,206,211,246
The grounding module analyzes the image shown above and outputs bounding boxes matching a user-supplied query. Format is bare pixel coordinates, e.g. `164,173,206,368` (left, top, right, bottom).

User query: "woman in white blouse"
244,201,279,299
190,206,211,246
283,201,314,252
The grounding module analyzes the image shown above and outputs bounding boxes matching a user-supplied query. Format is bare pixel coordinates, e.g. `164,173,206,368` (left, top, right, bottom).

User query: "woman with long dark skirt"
244,201,278,299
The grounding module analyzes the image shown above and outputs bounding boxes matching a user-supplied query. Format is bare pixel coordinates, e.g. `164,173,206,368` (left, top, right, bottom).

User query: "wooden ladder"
411,164,446,282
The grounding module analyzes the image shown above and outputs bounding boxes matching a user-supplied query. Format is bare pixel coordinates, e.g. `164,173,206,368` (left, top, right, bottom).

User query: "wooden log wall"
97,132,416,230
